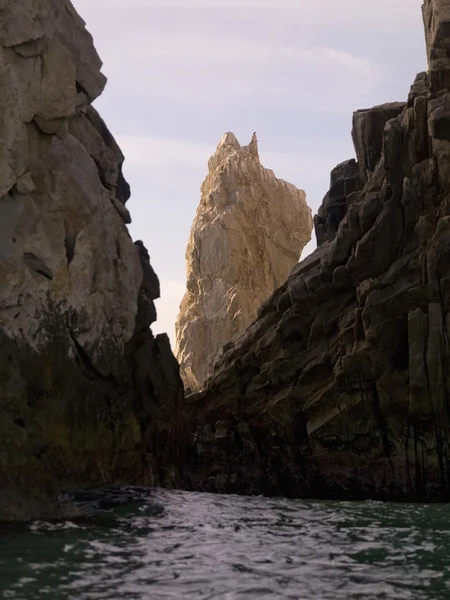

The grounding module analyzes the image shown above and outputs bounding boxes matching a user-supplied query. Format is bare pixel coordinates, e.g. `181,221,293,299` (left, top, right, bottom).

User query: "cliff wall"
183,0,450,502
0,0,183,520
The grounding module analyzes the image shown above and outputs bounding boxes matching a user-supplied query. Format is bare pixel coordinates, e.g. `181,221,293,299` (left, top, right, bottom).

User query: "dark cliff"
0,0,183,520
183,0,450,502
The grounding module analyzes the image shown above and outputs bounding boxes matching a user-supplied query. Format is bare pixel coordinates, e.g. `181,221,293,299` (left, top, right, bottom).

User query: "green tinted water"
1,488,449,599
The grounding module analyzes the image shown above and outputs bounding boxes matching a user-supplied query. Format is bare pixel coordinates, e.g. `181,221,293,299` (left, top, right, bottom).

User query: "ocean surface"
0,488,449,599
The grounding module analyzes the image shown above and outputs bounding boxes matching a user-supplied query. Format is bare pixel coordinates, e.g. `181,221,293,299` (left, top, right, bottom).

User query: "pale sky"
72,0,425,346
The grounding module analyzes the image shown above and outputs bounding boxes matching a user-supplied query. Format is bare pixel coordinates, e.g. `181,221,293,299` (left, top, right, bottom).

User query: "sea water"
0,488,449,599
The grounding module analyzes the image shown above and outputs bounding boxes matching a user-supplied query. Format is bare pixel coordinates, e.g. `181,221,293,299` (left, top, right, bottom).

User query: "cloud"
106,39,382,114
117,135,212,170
112,34,380,75
75,0,421,13
76,0,419,118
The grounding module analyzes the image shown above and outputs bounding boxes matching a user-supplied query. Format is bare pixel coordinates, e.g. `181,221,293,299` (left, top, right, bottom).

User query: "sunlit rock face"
182,0,450,503
0,0,183,521
175,132,313,392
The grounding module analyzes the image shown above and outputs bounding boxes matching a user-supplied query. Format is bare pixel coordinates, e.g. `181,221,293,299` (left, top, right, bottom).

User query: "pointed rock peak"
208,132,241,173
218,132,240,150
245,131,259,161
176,128,312,391
208,131,261,173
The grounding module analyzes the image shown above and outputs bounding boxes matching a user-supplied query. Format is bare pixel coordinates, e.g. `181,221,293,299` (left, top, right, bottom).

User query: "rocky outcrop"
0,0,183,520
175,133,312,391
183,0,450,502
314,158,363,246
352,102,407,182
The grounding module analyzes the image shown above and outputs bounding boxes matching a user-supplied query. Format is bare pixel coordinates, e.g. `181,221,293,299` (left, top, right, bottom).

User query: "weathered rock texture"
183,0,450,502
0,0,183,520
314,158,363,246
176,133,312,391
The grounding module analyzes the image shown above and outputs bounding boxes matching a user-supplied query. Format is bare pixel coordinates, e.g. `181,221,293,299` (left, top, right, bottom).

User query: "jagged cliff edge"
0,0,183,520
182,0,450,502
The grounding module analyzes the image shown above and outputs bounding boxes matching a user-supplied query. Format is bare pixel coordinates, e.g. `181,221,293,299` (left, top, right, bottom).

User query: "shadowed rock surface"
176,133,312,392
0,0,183,520
183,0,450,502
314,158,363,246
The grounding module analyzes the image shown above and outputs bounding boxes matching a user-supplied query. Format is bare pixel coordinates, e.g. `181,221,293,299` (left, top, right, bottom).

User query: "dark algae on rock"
183,0,450,502
0,0,183,521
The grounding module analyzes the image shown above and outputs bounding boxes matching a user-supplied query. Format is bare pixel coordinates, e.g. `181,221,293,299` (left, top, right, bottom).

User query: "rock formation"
0,0,183,520
314,158,363,246
176,133,313,391
183,0,450,502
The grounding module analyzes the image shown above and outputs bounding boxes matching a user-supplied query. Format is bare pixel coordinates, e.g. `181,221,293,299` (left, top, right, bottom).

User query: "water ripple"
0,489,450,599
